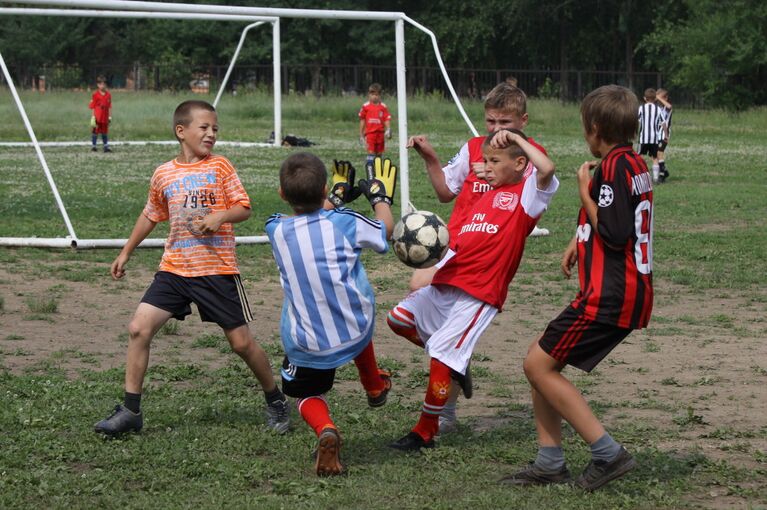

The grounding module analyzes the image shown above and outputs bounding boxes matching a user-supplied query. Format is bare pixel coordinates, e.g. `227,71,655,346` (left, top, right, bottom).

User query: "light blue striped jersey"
265,208,388,369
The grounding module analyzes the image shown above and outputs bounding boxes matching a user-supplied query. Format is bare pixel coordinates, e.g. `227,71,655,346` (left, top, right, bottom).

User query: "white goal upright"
0,0,546,249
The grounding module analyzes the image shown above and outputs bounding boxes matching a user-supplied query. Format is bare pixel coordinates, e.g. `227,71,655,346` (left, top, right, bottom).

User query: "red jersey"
432,170,559,310
443,136,547,248
570,144,654,329
358,102,391,134
143,154,251,278
89,90,111,124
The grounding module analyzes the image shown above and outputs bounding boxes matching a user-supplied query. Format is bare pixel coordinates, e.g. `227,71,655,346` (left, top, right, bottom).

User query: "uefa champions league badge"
598,185,614,207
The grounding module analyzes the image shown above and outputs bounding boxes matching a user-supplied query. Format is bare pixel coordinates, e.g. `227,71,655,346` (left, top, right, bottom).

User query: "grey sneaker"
265,398,290,434
500,463,572,486
94,404,143,437
438,406,458,435
576,447,636,491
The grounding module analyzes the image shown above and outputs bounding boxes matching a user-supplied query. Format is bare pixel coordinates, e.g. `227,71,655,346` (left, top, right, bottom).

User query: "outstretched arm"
406,135,455,202
111,214,157,279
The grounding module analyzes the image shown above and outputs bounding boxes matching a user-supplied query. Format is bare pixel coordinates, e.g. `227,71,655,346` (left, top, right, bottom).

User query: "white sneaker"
529,226,550,237
438,415,458,435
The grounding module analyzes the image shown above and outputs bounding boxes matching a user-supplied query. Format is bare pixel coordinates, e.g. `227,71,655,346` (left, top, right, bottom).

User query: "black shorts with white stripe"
141,271,253,330
538,306,632,372
280,356,336,398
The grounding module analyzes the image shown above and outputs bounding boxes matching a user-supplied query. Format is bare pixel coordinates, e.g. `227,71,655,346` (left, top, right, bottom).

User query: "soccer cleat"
388,431,435,452
91,146,98,152
367,369,392,408
576,447,636,491
500,463,572,486
315,427,344,476
94,404,143,437
265,398,291,434
437,415,458,435
450,363,473,399
103,146,112,153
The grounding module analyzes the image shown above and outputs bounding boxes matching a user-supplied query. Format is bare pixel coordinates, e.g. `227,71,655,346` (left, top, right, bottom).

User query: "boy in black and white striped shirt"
656,89,673,182
637,88,663,183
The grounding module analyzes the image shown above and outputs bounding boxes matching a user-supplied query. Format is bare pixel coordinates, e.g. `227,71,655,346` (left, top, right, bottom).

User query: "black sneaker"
450,363,473,399
500,463,572,486
388,431,435,452
91,146,97,152
367,369,392,408
265,397,290,434
94,404,143,436
576,447,636,491
103,146,112,153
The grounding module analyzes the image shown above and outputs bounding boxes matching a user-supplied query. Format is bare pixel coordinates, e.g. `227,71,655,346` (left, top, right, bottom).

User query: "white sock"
652,164,660,182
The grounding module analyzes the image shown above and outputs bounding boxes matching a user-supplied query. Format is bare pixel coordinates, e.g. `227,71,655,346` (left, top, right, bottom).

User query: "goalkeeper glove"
359,136,366,147
327,159,362,208
385,128,391,139
358,156,397,208
90,116,97,129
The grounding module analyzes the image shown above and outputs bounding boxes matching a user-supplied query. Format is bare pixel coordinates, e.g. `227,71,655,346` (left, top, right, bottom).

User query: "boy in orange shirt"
94,100,289,437
89,75,112,153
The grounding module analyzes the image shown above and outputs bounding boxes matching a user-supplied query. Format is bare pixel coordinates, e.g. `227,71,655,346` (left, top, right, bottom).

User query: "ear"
519,112,529,128
175,124,184,140
515,155,528,171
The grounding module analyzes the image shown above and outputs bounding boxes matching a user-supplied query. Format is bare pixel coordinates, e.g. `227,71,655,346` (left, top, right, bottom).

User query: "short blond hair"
484,82,527,116
581,85,639,145
643,88,656,101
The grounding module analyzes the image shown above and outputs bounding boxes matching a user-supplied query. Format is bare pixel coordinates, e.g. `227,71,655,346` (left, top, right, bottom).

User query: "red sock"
387,306,424,348
354,341,386,394
297,396,335,436
412,357,451,442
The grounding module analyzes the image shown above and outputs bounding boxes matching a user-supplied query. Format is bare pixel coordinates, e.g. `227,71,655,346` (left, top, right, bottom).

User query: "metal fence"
2,62,665,103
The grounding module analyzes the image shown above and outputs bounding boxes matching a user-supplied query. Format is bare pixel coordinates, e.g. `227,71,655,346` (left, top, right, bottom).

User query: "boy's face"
482,146,527,187
97,81,106,91
177,109,218,158
484,108,528,133
368,90,381,104
582,121,602,157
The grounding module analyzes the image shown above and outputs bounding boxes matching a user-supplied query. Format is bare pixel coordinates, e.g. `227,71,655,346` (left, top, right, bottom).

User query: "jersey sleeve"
219,158,251,209
142,172,169,223
332,208,388,253
442,142,471,195
595,157,634,248
358,104,367,120
520,168,559,218
382,103,392,121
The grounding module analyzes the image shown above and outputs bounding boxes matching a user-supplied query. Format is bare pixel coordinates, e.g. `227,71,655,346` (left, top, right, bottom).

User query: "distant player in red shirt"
386,129,558,452
358,83,391,158
89,75,112,153
502,85,653,491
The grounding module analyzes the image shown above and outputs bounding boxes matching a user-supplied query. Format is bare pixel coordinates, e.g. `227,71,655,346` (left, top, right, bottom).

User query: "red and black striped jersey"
570,144,654,329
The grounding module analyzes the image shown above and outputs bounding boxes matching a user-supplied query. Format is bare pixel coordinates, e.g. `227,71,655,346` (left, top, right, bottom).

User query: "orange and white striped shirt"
143,154,250,277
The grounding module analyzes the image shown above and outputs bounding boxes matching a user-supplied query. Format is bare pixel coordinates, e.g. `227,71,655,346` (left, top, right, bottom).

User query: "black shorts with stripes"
538,306,632,372
639,143,658,158
141,271,253,330
280,356,336,398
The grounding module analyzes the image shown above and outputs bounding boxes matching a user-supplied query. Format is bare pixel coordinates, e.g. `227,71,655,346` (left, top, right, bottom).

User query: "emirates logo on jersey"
493,192,519,212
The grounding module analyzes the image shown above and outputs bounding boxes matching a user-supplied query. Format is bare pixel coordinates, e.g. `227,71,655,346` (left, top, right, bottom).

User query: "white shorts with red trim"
394,285,497,374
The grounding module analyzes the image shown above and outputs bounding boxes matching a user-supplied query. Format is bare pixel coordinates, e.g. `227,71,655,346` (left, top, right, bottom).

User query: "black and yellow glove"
328,159,361,208
358,156,397,208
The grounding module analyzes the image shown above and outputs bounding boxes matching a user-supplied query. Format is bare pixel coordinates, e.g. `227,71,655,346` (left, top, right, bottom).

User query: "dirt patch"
1,263,766,506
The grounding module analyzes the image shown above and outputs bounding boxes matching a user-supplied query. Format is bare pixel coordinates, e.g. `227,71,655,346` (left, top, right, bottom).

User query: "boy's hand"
577,161,598,187
111,253,130,280
359,136,366,147
489,129,518,149
406,135,437,159
471,162,487,180
195,211,226,235
328,159,361,207
90,116,97,128
358,156,397,208
385,128,392,139
561,237,578,278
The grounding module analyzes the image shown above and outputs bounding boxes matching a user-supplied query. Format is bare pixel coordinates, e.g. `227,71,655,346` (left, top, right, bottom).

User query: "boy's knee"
386,307,423,348
228,334,254,356
127,320,153,344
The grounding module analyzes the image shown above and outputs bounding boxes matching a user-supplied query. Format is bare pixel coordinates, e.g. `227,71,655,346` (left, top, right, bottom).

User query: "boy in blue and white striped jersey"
265,152,395,476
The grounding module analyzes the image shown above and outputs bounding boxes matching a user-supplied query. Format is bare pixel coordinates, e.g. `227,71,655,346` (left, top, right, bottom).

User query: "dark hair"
173,100,216,140
580,85,639,145
368,83,382,94
643,88,656,101
96,75,107,84
484,82,527,116
279,152,327,213
482,129,527,160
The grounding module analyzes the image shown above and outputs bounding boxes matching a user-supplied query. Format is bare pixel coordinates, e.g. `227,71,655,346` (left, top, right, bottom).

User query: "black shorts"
280,356,336,398
538,306,632,372
140,271,253,330
639,143,658,158
658,140,668,151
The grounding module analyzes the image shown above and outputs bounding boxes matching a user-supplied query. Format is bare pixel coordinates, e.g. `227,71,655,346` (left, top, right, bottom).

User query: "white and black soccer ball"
392,210,450,269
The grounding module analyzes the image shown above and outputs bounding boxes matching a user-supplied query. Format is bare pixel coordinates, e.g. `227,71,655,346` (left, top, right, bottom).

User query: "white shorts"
396,285,497,374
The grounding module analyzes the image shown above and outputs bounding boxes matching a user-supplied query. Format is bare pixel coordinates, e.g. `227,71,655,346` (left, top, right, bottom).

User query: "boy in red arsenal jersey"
358,83,391,157
89,75,112,152
387,130,558,451
502,85,653,491
94,100,288,437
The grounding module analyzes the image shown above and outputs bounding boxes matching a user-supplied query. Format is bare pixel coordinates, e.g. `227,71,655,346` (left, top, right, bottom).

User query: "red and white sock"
387,306,424,348
297,396,335,436
412,357,452,442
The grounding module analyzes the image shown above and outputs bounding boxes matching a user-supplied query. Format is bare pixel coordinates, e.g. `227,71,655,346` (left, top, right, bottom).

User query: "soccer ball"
392,211,450,269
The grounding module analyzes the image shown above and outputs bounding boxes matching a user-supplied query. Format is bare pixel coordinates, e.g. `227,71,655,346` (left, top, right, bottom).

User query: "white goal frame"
0,0,482,248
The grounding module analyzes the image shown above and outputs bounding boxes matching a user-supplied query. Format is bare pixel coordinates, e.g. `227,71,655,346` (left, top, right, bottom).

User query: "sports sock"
297,396,335,436
652,164,660,182
590,432,622,463
533,445,565,472
412,357,451,442
124,391,142,414
353,341,385,394
387,306,424,348
91,134,98,146
102,134,109,146
264,386,285,405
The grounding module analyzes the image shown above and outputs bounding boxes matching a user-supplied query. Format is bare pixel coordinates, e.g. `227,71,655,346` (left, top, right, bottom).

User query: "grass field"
1,90,766,509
